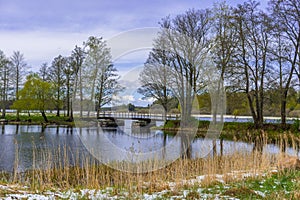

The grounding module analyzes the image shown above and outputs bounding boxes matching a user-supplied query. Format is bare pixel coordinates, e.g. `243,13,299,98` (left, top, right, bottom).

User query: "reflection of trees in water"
179,131,194,159
1,124,5,134
130,126,150,135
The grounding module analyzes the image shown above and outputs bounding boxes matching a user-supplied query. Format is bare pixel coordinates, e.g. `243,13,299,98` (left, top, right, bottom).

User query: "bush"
164,120,180,129
291,119,300,132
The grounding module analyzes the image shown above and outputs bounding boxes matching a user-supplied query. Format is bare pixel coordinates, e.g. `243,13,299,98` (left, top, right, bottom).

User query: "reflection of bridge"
98,112,180,122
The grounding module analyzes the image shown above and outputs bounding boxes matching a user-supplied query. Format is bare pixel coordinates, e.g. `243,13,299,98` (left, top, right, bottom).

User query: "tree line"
0,0,299,128
138,0,300,128
0,36,122,122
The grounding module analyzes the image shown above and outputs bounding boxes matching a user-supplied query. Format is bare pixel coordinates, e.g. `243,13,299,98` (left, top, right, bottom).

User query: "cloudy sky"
0,0,268,106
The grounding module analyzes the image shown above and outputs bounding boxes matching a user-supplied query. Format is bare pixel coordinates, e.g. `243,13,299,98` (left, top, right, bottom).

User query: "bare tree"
138,48,174,117
38,63,50,82
211,2,237,123
0,50,10,118
157,9,212,124
10,51,28,121
232,1,272,128
71,46,85,117
63,57,76,119
269,0,300,126
49,55,67,117
143,9,213,159
83,36,122,118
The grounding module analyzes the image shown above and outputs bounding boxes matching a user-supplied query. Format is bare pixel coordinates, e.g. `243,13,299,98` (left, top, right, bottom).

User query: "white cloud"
0,30,88,69
0,28,156,71
0,0,269,72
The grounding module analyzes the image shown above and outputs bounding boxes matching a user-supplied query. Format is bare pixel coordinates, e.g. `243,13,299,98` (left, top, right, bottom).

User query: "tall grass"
1,132,299,195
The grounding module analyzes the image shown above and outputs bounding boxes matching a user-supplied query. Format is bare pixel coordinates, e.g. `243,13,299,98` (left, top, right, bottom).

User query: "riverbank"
0,122,300,199
161,119,300,143
2,113,300,142
2,113,75,126
0,153,299,199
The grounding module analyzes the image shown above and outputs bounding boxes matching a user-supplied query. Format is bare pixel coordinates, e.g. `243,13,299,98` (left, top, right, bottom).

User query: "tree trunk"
56,107,60,117
80,67,83,117
69,99,74,122
1,68,7,119
281,95,287,128
16,110,20,121
41,111,49,123
181,132,192,159
96,108,100,119
67,77,70,117
16,67,20,121
56,88,60,117
1,104,5,118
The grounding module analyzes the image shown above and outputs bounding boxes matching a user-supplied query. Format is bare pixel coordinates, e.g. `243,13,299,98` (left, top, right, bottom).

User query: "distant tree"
10,51,28,121
63,56,79,121
128,103,135,112
211,2,237,122
11,74,54,122
138,47,174,115
49,55,67,117
70,46,85,117
83,36,123,118
0,50,11,118
38,63,50,81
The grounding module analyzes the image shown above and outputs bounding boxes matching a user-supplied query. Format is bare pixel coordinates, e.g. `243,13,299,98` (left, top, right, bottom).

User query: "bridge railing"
98,112,180,120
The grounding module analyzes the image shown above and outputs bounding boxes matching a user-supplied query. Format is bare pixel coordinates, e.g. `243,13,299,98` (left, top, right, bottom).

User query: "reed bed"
1,131,299,195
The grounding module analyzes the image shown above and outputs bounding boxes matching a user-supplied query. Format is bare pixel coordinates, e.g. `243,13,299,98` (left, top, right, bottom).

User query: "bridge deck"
97,112,180,121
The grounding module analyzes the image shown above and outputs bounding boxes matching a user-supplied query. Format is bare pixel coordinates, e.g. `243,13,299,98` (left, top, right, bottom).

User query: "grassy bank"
2,113,75,126
162,119,300,143
2,168,300,199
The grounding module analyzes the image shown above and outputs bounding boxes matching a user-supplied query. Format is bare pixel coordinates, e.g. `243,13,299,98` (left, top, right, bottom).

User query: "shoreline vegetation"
1,114,300,198
1,141,300,199
2,112,300,142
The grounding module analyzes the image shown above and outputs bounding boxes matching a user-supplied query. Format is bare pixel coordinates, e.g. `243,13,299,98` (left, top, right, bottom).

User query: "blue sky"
0,0,268,106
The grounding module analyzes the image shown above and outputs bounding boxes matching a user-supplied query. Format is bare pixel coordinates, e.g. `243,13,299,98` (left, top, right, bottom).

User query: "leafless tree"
10,51,28,121
210,2,237,123
232,1,272,128
157,9,212,124
38,63,50,82
269,0,300,126
0,50,10,118
49,55,67,117
138,47,174,117
71,46,85,117
83,36,122,118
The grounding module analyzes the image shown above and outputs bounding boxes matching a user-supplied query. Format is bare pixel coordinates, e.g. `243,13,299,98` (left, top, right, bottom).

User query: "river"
0,123,298,172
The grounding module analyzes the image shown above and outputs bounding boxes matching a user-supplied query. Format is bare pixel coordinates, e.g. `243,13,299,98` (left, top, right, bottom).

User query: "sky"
0,0,268,106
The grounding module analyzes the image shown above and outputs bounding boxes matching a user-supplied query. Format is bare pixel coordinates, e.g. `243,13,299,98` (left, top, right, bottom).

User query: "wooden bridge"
97,112,180,122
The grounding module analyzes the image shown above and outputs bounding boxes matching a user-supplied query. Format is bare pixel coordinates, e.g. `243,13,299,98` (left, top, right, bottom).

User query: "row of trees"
0,36,122,122
138,0,300,128
0,51,27,120
1,0,299,128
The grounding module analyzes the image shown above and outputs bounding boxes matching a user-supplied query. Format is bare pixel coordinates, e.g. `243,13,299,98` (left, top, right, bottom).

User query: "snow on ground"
0,169,277,200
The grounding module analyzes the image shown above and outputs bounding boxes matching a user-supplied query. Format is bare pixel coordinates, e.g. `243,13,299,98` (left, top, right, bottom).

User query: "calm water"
0,123,299,172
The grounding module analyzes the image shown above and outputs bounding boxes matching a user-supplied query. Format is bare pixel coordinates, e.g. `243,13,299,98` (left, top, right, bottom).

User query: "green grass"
200,170,300,199
3,113,75,126
162,119,300,144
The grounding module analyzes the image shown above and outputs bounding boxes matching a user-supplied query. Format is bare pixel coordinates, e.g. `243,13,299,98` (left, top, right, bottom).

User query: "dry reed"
1,131,299,195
